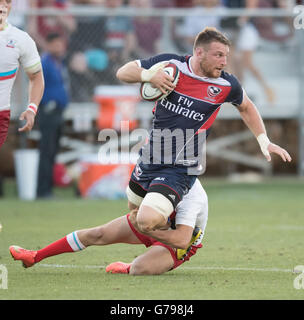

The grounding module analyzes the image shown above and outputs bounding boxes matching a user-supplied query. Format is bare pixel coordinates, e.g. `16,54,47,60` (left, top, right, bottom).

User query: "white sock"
66,231,86,251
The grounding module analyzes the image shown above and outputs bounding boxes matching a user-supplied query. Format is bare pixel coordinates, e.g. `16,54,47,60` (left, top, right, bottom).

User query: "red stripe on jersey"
0,73,16,81
152,101,157,114
197,106,221,133
175,72,232,104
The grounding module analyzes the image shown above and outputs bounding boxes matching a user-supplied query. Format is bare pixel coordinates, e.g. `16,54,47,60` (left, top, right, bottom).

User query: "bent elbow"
116,67,122,81
179,241,190,251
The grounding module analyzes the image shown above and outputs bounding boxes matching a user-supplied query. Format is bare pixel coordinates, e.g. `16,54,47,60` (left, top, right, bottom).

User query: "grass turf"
0,177,304,300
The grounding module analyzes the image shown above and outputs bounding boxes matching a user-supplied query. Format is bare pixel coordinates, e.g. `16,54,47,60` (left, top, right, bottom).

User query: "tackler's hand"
18,110,35,132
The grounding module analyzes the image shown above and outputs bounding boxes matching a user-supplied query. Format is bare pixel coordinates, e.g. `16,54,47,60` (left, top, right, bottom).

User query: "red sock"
35,236,74,263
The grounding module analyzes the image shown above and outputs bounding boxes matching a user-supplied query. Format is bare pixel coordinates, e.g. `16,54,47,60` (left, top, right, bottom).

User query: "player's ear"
194,46,205,57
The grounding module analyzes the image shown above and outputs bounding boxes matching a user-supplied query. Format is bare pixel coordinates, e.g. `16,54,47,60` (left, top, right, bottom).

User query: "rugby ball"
140,63,180,101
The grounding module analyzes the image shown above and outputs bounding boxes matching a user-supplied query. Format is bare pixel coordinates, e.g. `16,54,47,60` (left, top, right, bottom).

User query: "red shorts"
126,213,202,270
0,110,10,149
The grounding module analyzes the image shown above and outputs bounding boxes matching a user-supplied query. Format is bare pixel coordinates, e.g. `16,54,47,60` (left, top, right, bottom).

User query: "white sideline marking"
38,263,293,273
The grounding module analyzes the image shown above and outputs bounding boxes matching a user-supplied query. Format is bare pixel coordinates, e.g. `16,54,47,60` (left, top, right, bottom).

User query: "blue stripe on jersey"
0,68,18,77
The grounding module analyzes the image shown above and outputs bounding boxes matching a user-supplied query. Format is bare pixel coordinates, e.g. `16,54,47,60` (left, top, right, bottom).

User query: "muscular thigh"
100,216,142,245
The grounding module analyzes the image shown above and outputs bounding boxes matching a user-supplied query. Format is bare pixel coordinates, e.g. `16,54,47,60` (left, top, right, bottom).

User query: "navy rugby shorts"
129,162,196,209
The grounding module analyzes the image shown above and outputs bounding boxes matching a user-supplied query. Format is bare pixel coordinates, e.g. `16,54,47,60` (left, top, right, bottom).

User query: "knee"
129,261,161,276
136,219,155,234
129,262,146,275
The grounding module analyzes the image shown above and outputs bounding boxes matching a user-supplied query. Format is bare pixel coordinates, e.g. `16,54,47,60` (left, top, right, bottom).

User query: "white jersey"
0,23,41,111
175,179,208,238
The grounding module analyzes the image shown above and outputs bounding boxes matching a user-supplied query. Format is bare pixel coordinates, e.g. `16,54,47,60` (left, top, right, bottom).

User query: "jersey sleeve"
19,32,41,71
137,53,186,69
225,73,244,107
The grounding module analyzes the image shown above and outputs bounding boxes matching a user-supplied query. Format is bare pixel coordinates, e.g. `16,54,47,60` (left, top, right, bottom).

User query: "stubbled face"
196,41,229,78
0,0,12,26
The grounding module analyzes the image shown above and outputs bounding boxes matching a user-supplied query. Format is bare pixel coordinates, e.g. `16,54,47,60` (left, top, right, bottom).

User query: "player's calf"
77,226,106,246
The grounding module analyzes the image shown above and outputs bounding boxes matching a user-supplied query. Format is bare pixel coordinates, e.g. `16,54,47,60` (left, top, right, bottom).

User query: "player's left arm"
237,91,292,162
145,224,194,250
129,210,192,249
18,68,45,132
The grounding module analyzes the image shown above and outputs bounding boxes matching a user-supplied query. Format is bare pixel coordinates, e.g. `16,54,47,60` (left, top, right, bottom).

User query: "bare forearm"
237,92,292,162
28,71,45,106
116,61,143,83
141,227,192,250
238,95,267,138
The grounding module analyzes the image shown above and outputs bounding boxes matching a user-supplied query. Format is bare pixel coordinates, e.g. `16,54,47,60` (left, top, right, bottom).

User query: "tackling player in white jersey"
9,179,208,275
0,0,44,148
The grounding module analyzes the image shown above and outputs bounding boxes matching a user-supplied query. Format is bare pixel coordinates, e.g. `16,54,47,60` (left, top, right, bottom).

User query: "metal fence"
8,6,304,176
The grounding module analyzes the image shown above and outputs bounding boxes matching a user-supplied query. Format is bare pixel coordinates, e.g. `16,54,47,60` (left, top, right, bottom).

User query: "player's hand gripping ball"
140,62,180,101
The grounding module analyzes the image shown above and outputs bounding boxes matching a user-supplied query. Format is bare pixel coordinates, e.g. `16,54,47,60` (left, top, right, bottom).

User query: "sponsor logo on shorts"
134,164,142,180
168,194,176,201
154,177,165,181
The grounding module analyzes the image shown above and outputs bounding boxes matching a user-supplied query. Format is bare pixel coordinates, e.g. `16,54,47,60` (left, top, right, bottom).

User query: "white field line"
38,263,294,273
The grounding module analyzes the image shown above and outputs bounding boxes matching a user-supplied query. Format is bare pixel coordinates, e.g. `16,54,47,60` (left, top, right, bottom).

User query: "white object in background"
14,149,39,200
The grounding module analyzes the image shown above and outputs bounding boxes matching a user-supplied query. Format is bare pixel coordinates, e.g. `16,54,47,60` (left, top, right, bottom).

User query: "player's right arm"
116,55,177,94
238,91,292,163
116,61,144,83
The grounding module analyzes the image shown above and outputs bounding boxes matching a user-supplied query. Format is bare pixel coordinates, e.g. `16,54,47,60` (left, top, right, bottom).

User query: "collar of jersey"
0,23,10,33
187,55,224,83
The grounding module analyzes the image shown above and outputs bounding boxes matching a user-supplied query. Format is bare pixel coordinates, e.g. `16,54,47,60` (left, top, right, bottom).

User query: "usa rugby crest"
207,86,222,98
6,39,16,48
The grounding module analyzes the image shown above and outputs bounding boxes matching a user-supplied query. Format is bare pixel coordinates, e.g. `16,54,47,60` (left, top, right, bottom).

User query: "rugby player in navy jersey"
116,27,291,238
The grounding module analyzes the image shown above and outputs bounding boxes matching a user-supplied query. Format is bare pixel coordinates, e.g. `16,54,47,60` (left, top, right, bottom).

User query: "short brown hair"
194,27,231,49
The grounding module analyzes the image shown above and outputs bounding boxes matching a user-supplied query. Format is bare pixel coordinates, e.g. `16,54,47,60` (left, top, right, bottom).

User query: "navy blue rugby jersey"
137,53,244,169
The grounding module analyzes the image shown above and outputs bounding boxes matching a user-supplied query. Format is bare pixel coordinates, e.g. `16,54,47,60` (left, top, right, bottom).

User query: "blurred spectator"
221,0,276,104
171,0,221,54
68,0,108,101
73,0,105,3
174,0,193,7
97,0,136,84
28,0,76,52
68,0,134,100
9,0,29,29
152,0,175,7
129,0,163,57
37,33,69,199
252,0,294,43
220,0,245,76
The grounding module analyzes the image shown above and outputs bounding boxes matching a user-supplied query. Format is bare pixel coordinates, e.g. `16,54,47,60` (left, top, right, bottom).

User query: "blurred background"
0,0,303,200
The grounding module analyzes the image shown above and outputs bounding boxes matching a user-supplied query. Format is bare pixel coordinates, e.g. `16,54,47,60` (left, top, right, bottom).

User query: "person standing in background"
0,0,44,149
0,0,44,204
37,32,69,199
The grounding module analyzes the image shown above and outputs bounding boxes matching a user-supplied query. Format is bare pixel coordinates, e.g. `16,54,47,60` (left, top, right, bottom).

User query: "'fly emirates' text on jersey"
137,53,244,172
0,23,41,111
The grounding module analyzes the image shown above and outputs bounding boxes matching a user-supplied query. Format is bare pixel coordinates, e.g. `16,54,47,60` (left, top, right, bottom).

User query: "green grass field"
0,177,304,300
